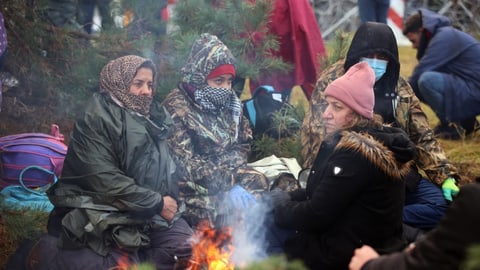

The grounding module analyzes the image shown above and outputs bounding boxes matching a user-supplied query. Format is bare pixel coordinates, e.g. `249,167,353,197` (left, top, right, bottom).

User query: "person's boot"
460,117,479,135
436,123,462,140
433,123,450,134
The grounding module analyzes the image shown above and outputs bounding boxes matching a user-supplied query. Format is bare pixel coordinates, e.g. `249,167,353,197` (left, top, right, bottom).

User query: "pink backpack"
0,124,68,189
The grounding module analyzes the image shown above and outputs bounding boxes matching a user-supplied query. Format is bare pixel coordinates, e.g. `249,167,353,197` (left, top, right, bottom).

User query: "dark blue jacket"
409,8,480,122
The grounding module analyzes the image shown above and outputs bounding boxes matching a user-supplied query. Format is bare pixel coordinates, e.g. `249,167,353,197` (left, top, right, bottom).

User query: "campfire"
110,252,142,270
111,223,238,270
112,207,267,270
187,224,235,270
184,204,269,270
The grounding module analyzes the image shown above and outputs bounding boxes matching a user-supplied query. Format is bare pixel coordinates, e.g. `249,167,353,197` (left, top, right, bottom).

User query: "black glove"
266,189,290,209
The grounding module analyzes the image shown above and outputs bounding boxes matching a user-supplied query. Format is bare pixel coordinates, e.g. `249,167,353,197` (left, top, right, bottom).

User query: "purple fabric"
0,12,7,56
0,133,68,189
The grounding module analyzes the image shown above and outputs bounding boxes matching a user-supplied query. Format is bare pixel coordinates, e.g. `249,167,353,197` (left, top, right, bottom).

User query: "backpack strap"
18,165,57,196
244,100,257,128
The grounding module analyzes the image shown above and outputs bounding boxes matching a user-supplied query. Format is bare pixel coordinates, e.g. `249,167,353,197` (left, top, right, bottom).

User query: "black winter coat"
275,126,416,269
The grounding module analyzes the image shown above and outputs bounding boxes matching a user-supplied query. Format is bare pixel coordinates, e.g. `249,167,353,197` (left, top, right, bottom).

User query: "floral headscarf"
99,55,156,116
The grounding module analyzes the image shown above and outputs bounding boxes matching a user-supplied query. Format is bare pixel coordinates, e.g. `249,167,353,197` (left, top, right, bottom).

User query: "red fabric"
249,0,327,100
425,30,433,41
162,1,177,22
207,64,236,79
161,7,169,22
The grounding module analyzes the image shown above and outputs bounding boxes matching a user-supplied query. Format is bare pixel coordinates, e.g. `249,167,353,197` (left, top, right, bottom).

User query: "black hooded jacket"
345,22,400,124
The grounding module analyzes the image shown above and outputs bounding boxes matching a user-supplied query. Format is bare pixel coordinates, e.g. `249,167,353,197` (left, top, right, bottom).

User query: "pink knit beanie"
324,62,375,119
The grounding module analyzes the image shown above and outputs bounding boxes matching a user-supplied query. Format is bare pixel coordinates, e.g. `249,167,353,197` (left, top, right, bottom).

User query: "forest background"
0,0,480,269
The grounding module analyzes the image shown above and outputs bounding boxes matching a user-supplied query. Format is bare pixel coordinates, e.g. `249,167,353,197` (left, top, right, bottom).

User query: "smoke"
229,201,271,266
187,186,285,267
209,189,281,268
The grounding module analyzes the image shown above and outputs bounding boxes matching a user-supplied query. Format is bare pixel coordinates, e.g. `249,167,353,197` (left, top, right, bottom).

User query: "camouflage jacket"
301,60,459,185
162,87,267,225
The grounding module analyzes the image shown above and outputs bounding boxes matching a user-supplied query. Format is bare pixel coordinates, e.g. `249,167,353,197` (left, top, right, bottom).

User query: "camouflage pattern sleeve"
301,61,346,168
395,77,460,185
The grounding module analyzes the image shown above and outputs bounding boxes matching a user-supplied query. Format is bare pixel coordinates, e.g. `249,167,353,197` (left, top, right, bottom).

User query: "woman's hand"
160,195,178,222
349,245,380,270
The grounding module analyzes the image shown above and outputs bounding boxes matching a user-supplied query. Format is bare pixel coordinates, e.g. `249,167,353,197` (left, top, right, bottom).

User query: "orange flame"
109,252,138,270
189,224,235,270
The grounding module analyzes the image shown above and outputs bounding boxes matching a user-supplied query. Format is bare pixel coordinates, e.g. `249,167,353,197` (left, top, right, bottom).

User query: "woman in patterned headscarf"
162,33,268,228
13,55,193,270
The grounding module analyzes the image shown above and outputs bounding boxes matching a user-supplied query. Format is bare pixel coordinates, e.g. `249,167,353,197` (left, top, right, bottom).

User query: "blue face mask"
360,57,388,81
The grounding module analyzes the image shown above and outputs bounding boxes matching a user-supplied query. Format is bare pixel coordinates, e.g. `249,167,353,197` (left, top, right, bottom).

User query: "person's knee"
418,72,433,94
417,72,447,114
403,204,446,229
418,72,444,95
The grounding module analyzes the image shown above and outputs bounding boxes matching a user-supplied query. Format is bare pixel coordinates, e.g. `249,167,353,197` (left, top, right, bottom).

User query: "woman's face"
322,96,355,134
206,74,233,89
129,67,154,97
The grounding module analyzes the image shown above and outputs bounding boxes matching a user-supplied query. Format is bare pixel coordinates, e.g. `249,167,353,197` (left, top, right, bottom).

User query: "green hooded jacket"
48,93,177,256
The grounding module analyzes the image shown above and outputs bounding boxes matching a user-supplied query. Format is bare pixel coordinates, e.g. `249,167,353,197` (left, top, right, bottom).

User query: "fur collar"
335,131,414,180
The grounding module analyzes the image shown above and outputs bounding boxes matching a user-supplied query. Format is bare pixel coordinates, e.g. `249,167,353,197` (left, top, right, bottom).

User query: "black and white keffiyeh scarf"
194,85,241,138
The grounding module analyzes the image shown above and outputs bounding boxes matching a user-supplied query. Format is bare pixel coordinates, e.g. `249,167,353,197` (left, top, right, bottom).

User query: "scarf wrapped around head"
181,33,241,136
99,55,156,116
181,33,236,89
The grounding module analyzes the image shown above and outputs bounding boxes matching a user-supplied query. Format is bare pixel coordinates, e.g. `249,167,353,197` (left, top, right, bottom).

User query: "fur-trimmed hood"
335,126,416,180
